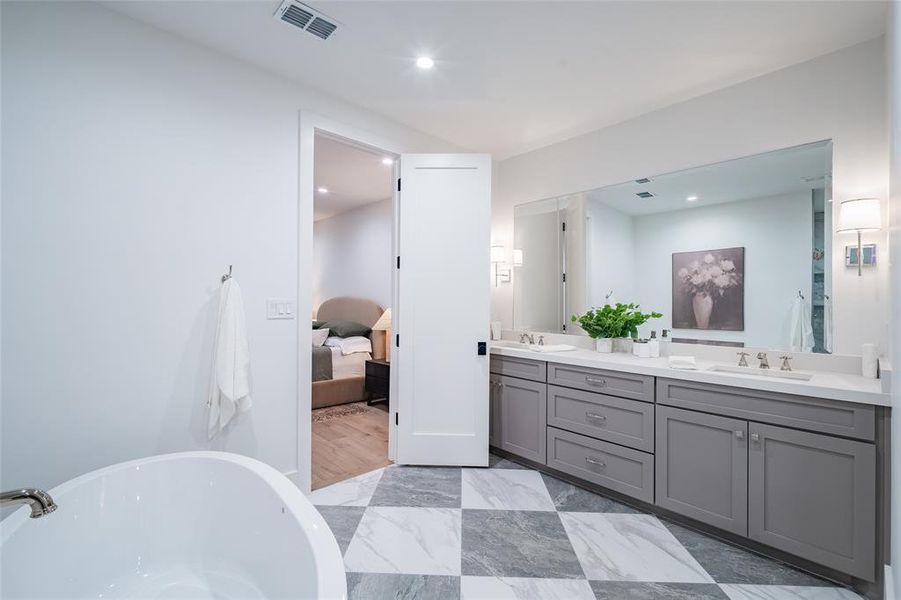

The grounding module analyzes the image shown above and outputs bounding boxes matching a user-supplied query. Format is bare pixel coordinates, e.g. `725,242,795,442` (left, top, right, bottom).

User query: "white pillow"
325,335,372,356
312,328,330,347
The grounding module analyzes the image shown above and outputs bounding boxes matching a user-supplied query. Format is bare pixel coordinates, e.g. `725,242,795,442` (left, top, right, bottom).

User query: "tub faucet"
757,352,770,369
1,488,57,518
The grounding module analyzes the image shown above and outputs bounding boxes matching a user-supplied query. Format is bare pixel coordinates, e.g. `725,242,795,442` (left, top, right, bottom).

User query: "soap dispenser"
648,331,660,358
660,329,671,357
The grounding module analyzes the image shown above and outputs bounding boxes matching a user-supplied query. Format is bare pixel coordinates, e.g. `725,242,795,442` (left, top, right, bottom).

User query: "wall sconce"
837,198,881,276
491,244,511,287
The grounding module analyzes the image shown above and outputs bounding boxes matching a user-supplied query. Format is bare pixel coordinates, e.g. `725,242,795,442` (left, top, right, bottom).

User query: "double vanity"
488,342,890,588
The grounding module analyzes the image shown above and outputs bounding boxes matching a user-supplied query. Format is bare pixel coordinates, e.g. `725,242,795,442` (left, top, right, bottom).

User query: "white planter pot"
595,338,613,353
614,337,634,353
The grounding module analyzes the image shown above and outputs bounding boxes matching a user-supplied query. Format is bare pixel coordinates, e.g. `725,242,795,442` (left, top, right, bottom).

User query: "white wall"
313,199,392,311
0,1,456,490
886,1,900,596
494,38,889,358
631,193,811,347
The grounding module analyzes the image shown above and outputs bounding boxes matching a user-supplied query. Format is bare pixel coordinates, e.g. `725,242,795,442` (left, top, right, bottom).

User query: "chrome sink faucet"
757,352,770,369
736,352,750,367
519,332,535,345
1,488,57,518
779,355,793,371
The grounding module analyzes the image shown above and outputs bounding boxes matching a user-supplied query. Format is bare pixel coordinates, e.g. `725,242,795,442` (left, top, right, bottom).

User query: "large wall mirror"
513,140,833,353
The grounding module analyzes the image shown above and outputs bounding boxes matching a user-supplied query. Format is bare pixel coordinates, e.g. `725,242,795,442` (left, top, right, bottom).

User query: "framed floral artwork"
672,247,745,331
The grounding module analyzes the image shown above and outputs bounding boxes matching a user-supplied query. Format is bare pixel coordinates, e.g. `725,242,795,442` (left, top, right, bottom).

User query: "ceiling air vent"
307,17,337,40
636,191,655,199
635,178,651,184
274,1,339,40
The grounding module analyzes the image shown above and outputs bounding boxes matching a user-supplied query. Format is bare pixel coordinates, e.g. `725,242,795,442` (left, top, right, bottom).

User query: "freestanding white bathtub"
1,451,347,599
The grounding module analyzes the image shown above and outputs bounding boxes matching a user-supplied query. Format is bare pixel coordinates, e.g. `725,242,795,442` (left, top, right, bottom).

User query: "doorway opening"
310,131,397,490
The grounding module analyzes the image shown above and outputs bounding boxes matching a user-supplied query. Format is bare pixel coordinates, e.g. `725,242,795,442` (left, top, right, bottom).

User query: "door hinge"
562,272,566,283
396,255,400,269
562,221,566,232
396,333,400,347
397,178,401,192
395,413,399,426
562,323,567,332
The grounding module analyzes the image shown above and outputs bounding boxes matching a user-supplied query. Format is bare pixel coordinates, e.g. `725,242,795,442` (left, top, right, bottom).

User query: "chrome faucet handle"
736,352,750,367
519,333,529,344
538,335,545,346
756,352,770,369
779,355,793,371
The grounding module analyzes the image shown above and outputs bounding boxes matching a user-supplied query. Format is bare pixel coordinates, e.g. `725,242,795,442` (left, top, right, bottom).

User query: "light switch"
267,298,295,320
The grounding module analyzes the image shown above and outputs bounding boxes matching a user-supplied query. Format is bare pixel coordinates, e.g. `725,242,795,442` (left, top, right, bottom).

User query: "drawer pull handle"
585,412,607,423
585,456,606,469
750,433,760,442
585,376,607,387
734,430,744,440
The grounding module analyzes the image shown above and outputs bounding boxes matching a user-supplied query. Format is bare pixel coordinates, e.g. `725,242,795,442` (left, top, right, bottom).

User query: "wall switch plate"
266,298,295,320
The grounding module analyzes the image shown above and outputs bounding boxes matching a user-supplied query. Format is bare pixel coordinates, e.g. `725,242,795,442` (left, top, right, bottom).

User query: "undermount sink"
491,340,576,353
491,340,529,349
706,364,813,381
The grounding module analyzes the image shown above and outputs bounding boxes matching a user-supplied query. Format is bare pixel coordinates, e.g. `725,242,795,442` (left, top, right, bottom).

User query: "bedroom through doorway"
310,132,396,490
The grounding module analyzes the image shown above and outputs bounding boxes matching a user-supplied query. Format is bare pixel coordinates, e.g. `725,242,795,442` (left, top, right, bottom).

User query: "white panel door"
395,154,491,466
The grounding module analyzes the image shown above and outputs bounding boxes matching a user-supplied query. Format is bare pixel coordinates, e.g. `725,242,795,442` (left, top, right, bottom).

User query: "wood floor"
312,401,392,490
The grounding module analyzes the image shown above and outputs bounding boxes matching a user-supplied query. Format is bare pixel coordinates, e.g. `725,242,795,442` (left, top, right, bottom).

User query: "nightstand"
365,359,390,405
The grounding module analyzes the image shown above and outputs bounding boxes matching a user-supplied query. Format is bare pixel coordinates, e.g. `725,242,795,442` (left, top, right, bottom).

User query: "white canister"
595,338,613,353
633,340,651,358
862,343,879,379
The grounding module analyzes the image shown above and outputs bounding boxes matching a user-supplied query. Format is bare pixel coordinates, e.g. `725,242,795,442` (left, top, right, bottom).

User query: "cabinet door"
656,405,748,535
748,423,875,580
499,375,547,463
489,374,502,448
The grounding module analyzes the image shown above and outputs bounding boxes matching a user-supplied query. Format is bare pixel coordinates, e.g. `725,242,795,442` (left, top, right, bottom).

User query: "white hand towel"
208,279,252,439
823,295,834,353
529,344,576,353
668,355,697,370
788,296,814,353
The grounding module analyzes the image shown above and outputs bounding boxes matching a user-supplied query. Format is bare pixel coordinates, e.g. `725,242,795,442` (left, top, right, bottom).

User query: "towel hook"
221,265,233,283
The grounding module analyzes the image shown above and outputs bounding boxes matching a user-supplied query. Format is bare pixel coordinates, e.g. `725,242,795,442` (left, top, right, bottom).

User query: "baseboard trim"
886,564,896,600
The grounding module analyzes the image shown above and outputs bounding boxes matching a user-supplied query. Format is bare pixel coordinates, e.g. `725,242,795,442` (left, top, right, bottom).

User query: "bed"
312,296,386,409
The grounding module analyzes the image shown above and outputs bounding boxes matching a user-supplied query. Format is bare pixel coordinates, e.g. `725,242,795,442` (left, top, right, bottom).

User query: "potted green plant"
571,303,663,353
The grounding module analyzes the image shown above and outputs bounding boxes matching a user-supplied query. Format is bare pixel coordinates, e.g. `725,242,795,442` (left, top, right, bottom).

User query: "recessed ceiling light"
317,187,328,194
381,157,394,165
415,56,434,70
686,195,698,202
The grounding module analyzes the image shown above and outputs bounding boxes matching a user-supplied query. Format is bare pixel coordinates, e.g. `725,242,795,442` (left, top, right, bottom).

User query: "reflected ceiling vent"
635,178,652,184
636,191,655,198
274,0,339,40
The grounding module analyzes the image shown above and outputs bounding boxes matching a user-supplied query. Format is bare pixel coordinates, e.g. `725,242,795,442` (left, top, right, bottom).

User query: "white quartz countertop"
489,343,890,407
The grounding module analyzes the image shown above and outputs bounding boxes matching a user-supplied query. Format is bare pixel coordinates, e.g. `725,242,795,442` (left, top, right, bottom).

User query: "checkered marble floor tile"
311,454,865,600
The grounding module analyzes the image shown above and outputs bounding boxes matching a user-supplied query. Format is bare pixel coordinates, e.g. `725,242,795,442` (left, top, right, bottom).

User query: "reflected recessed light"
686,195,698,202
416,56,434,70
381,157,394,165
317,187,328,194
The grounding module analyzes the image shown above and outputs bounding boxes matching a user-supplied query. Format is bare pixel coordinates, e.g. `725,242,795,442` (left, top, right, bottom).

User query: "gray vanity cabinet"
497,374,547,463
489,373,502,447
655,405,748,536
748,422,876,580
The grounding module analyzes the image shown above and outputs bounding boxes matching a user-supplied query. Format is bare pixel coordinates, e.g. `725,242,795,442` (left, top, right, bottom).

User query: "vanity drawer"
546,426,654,503
547,385,654,452
656,378,875,441
547,363,654,402
489,355,546,382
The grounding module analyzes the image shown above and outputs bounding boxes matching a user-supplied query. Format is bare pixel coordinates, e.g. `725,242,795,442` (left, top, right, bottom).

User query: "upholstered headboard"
316,296,386,360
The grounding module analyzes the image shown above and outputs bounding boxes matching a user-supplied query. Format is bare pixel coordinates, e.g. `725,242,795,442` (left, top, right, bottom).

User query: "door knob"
735,430,744,440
